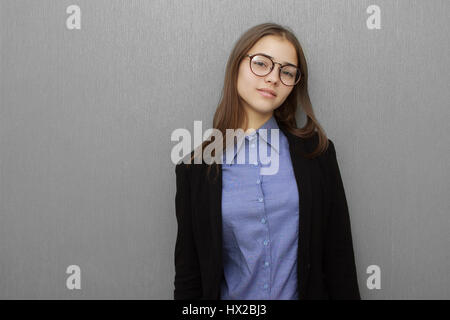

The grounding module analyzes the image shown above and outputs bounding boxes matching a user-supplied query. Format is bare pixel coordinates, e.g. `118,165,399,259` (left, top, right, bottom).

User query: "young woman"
174,22,360,300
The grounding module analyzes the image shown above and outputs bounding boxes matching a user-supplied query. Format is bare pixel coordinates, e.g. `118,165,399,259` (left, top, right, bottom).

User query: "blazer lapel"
207,162,223,269
283,129,313,273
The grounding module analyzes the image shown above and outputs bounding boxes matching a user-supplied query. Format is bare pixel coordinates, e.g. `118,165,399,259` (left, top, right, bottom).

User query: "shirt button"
256,179,261,184
263,239,269,246
264,261,269,267
250,143,256,148
263,283,268,289
260,218,266,224
258,197,263,202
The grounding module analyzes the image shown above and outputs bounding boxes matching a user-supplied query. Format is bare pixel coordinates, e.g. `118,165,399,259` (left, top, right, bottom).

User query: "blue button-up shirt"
220,115,300,300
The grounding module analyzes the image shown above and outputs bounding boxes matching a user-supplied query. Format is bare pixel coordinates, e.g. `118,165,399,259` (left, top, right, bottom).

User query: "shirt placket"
248,133,271,298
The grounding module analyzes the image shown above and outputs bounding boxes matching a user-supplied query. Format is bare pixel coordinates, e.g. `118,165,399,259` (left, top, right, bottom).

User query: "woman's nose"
265,65,281,84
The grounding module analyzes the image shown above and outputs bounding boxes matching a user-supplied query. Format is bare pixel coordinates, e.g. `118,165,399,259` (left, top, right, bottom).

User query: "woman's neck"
242,108,273,133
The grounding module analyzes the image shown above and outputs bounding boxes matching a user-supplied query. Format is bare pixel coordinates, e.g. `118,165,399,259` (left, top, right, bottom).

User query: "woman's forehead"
249,37,297,65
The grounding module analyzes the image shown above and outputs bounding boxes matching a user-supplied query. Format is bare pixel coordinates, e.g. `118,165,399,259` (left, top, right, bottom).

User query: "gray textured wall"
1,0,449,299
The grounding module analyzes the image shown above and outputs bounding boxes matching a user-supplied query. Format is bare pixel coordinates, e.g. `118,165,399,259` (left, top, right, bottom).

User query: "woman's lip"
257,89,276,98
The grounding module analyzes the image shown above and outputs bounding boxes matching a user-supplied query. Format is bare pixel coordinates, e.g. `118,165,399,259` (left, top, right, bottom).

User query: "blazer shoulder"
175,161,193,184
323,138,336,162
175,148,198,174
316,137,336,165
300,131,335,159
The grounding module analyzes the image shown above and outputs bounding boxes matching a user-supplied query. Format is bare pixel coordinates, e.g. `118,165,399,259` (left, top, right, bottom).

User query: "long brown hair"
187,22,329,182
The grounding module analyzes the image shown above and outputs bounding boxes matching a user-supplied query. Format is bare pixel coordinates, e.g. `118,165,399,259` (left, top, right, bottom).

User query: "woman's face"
237,35,298,118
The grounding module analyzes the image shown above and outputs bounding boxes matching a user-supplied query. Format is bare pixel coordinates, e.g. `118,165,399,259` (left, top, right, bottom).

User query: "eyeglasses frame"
245,53,302,86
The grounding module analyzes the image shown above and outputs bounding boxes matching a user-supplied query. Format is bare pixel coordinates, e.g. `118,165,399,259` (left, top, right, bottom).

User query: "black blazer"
174,122,361,300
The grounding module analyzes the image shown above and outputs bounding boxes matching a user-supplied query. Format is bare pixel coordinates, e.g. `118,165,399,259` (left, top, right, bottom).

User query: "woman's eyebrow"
266,54,297,67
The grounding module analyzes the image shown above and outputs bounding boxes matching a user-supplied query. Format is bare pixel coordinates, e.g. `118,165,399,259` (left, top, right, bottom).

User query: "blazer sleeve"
173,163,202,300
323,139,361,299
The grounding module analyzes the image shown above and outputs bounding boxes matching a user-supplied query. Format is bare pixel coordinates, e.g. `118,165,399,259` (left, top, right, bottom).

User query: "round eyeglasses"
245,53,301,86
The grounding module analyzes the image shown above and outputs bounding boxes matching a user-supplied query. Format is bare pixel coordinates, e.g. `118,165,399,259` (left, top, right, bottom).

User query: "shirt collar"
222,115,280,165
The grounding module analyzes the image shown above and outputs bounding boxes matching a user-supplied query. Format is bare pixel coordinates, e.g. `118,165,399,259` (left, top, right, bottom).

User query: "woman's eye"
282,71,294,78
